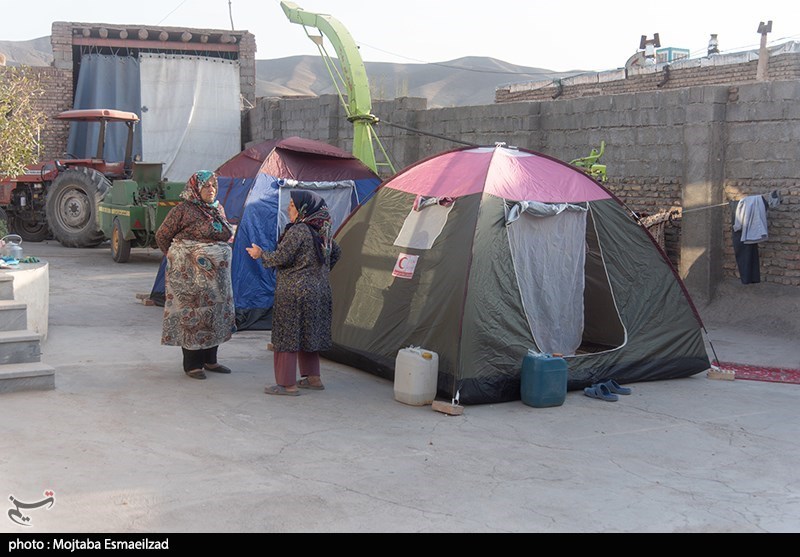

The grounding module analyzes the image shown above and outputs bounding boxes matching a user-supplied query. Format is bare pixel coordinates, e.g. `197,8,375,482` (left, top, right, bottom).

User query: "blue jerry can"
520,350,568,408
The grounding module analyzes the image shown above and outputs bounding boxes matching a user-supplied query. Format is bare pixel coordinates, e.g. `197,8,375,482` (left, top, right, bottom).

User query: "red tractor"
0,108,139,247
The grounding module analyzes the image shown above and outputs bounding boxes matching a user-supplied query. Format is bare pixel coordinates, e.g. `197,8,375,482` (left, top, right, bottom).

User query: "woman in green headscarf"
156,170,236,380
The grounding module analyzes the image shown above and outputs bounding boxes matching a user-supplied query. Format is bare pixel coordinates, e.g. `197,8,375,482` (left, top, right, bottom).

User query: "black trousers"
730,200,763,284
182,345,218,372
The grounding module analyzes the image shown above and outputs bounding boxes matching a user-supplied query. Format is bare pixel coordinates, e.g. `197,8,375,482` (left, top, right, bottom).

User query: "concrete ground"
1,240,799,533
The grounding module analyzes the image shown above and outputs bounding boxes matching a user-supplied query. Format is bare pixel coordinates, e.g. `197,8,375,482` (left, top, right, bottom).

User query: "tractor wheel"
111,217,131,263
45,167,110,248
8,215,49,242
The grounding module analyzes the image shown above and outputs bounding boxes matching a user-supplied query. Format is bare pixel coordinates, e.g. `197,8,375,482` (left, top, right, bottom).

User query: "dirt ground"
697,277,800,339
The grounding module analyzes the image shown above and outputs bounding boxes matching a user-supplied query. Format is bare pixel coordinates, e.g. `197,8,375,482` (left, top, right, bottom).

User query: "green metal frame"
281,1,395,175
570,141,607,183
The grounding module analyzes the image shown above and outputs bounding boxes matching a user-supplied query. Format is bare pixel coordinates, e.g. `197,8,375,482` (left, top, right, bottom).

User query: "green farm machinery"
570,141,607,183
97,162,183,262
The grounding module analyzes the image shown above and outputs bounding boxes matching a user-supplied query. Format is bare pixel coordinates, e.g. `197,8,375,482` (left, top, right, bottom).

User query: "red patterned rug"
714,361,800,385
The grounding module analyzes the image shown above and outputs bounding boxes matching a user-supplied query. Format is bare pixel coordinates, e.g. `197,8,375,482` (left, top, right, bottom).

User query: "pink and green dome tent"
324,144,710,405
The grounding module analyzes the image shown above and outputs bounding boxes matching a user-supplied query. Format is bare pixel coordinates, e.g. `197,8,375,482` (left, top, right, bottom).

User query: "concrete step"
0,274,13,300
0,300,27,332
0,361,55,393
0,329,42,365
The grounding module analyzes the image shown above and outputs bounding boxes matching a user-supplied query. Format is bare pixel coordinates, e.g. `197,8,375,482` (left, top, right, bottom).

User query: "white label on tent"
392,253,419,279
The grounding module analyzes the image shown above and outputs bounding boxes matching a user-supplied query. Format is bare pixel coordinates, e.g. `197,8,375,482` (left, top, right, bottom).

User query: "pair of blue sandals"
583,379,631,401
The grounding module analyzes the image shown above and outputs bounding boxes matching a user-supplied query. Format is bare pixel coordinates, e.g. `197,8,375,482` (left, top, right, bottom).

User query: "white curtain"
508,209,587,355
139,53,241,182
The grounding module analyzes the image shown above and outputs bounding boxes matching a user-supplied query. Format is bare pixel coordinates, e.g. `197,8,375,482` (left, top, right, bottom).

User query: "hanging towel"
733,196,768,244
730,199,768,284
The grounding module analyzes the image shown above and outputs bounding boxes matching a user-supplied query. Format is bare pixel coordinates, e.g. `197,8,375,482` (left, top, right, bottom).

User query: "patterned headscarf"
181,170,232,234
285,190,332,264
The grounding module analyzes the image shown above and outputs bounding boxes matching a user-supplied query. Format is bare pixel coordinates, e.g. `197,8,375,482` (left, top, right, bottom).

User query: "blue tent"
150,137,382,330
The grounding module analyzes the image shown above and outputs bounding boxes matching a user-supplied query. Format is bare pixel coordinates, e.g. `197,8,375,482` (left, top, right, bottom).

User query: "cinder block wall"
721,81,800,287
245,80,800,296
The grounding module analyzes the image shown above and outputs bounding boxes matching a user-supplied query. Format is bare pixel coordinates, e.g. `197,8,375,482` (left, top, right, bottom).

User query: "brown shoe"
264,385,300,396
185,369,207,380
204,363,232,374
298,377,325,390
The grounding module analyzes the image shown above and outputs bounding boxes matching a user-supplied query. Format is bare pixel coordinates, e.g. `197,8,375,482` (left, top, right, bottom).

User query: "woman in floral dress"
155,170,236,380
246,191,341,396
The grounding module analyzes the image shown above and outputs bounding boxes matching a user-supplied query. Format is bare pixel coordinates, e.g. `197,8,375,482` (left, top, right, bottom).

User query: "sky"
2,0,799,72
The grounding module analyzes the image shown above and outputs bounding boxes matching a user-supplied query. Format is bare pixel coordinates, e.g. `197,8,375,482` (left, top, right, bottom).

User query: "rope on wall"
380,119,479,147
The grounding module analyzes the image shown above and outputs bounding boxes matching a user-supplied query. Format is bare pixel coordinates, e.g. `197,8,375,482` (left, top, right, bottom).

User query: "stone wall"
244,80,800,297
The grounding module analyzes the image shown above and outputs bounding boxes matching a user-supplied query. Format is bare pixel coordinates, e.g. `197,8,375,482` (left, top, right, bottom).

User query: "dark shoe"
204,363,232,374
601,379,631,395
264,384,300,396
583,383,617,401
185,369,207,380
298,377,325,390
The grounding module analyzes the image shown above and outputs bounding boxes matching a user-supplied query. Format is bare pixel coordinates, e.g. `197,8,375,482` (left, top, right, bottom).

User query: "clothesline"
676,185,799,215
681,201,731,215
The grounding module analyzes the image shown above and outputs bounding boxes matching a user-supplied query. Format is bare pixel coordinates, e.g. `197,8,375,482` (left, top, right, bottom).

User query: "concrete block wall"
237,32,257,107
722,81,800,287
50,22,73,71
245,80,800,297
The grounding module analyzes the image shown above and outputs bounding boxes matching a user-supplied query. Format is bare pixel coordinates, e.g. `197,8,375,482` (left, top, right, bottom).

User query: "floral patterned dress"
259,223,341,352
156,202,235,350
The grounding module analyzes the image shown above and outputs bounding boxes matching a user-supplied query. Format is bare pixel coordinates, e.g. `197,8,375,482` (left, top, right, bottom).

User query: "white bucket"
394,346,439,406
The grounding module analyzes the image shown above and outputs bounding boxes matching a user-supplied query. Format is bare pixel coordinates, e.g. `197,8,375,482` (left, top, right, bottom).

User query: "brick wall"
0,65,73,162
495,49,800,103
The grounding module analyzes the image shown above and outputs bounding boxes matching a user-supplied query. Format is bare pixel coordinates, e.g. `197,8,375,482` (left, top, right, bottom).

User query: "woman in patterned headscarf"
156,170,236,380
246,190,341,396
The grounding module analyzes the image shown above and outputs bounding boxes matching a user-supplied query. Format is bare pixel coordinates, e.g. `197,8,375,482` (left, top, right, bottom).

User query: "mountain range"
0,36,581,108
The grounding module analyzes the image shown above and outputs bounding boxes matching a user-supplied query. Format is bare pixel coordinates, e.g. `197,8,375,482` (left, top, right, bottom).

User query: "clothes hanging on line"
734,195,769,244
730,196,769,284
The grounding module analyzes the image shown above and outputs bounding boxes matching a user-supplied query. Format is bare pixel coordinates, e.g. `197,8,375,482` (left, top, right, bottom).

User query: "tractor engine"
6,182,49,241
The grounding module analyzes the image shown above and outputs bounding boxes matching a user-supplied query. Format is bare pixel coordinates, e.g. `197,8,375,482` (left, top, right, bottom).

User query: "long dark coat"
259,223,341,352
